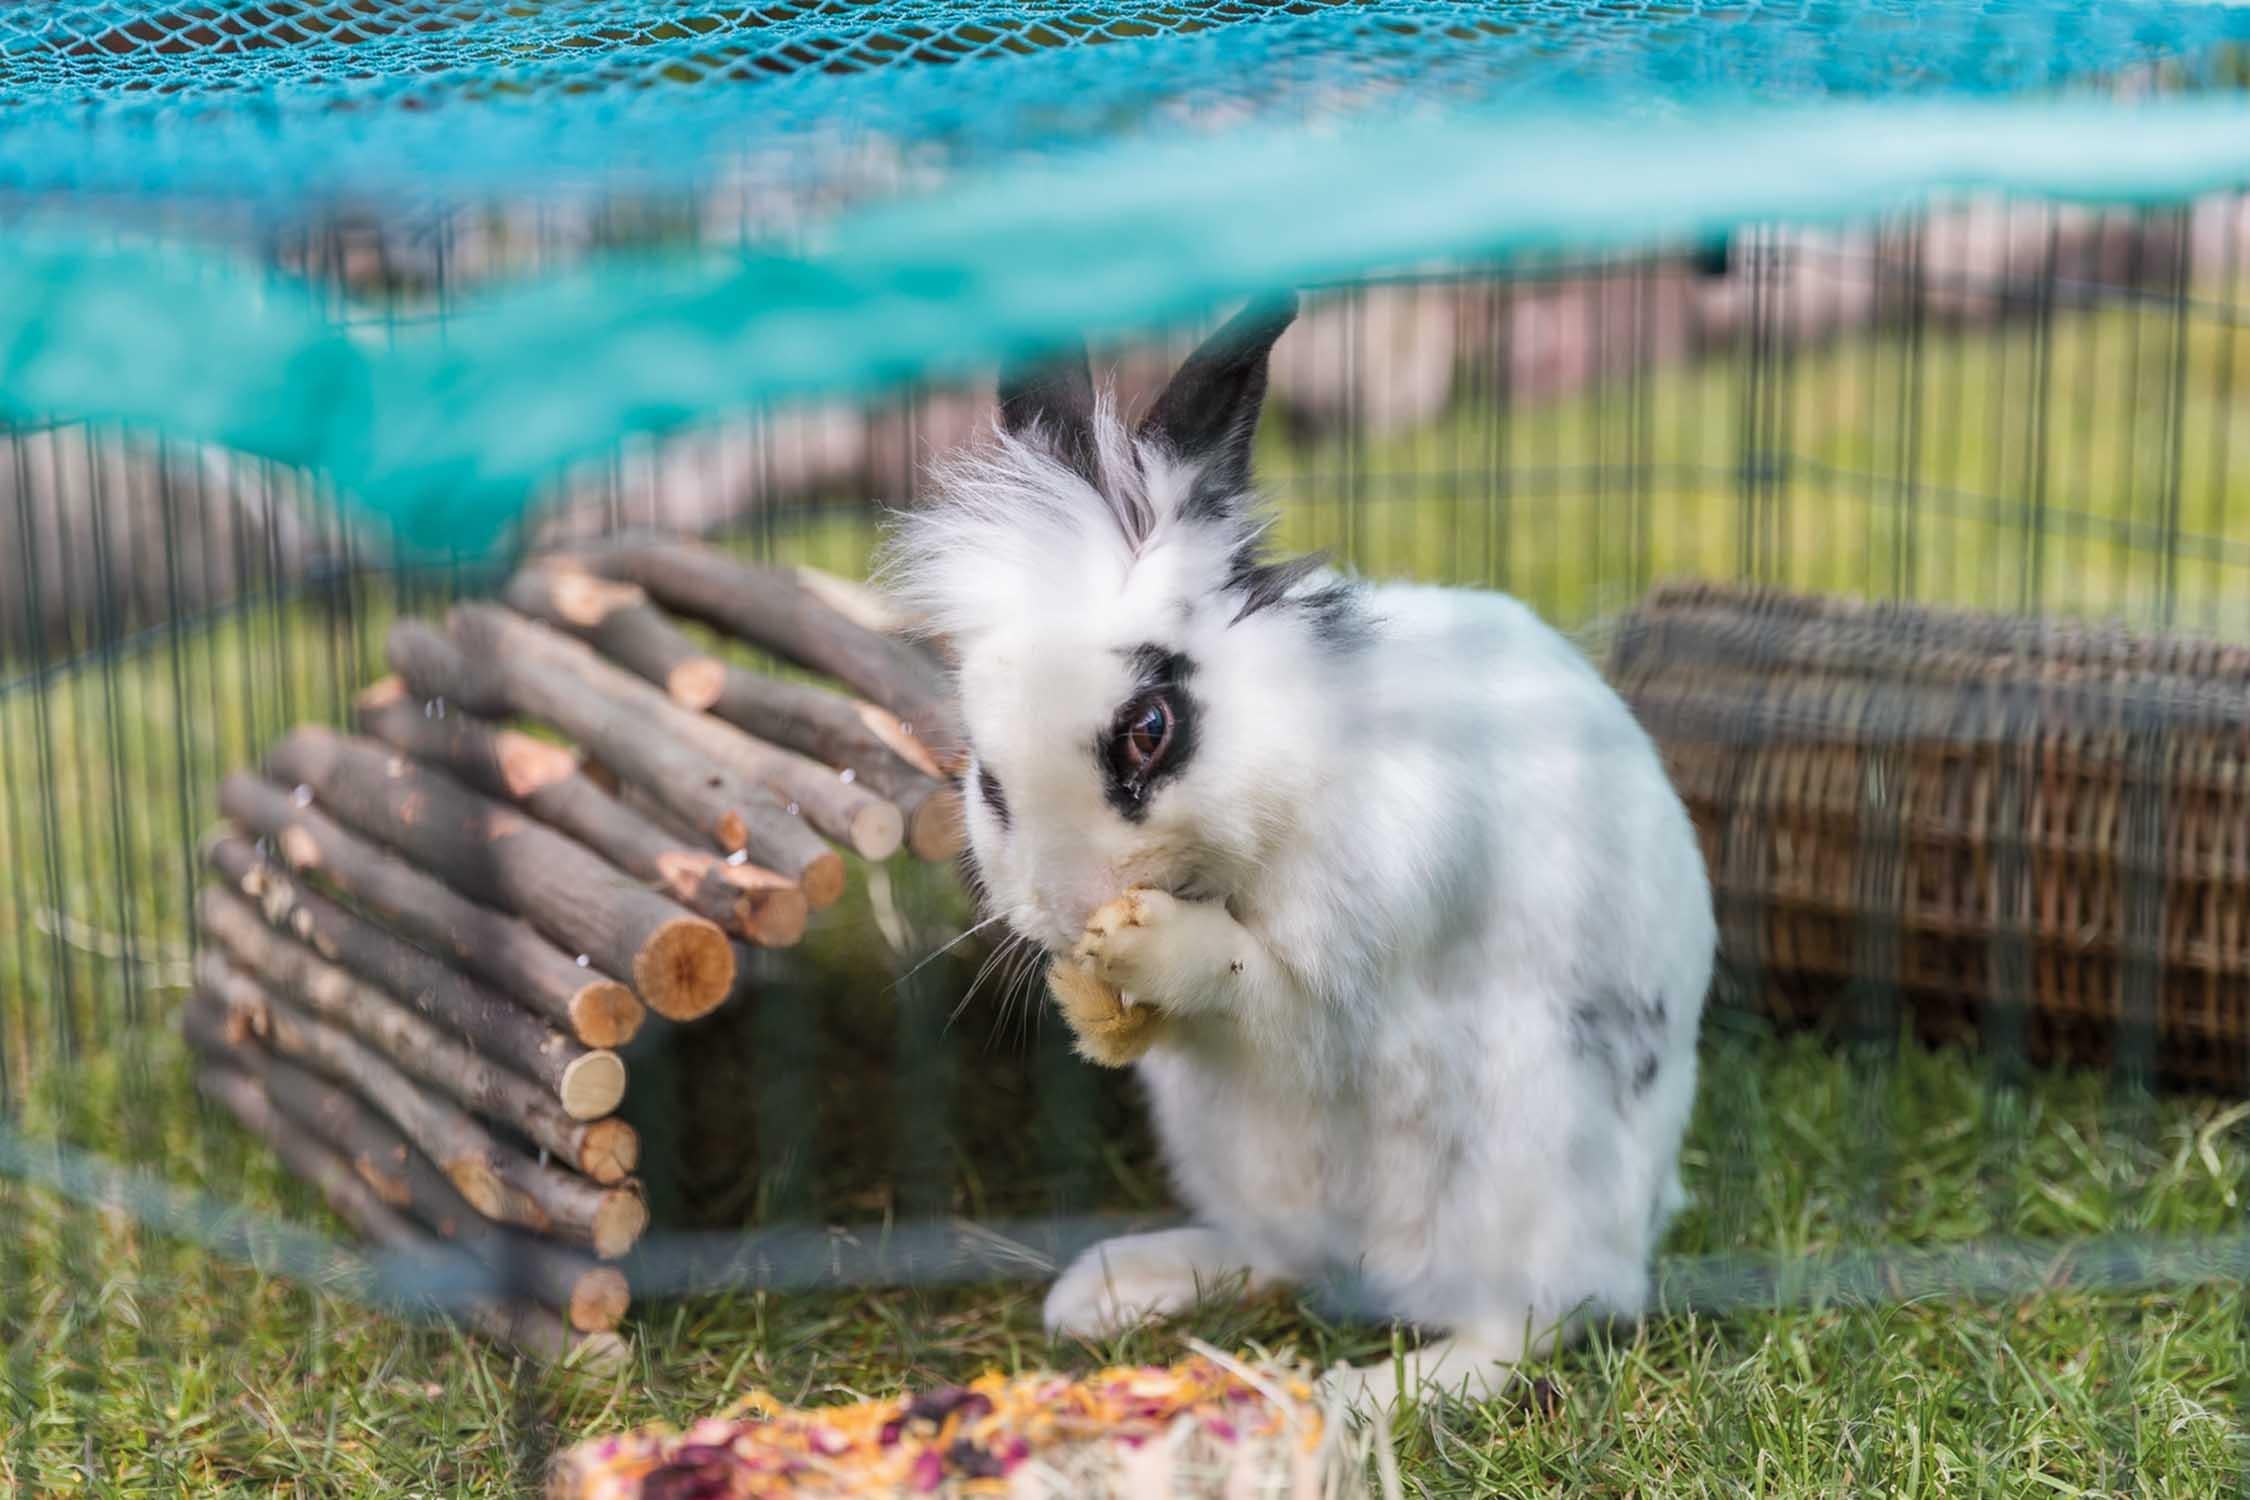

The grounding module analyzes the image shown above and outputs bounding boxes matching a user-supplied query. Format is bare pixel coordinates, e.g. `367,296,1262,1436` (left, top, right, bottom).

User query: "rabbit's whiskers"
888,909,1010,993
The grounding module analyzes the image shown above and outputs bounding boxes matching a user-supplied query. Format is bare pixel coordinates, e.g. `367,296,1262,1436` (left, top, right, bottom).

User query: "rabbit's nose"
1046,887,1110,948
1025,851,1119,945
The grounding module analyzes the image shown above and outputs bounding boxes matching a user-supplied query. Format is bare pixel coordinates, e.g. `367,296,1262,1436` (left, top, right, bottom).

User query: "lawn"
5,286,2250,1494
7,1015,2248,1494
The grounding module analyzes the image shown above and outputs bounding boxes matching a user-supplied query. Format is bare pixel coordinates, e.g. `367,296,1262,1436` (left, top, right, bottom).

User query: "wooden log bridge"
204,834,625,1119
503,561,963,864
571,538,963,771
198,885,638,1183
186,1014,626,1365
218,772,645,1049
263,725,736,1023
191,540,959,1358
355,676,809,950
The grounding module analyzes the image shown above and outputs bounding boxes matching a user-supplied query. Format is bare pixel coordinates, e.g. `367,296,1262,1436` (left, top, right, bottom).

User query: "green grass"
7,1022,2250,1493
6,290,2250,1493
1258,292,2250,635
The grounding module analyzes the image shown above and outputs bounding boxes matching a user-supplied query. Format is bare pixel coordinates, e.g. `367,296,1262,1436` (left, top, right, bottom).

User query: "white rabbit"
879,296,1714,1408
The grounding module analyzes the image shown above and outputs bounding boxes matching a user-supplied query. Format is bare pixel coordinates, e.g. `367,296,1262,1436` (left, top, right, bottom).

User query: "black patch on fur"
1096,645,1198,823
973,761,1009,831
1227,548,1328,623
1302,579,1372,650
1305,580,1368,652
1567,1003,1610,1069
1140,296,1298,522
1179,467,1239,526
997,344,1102,492
1570,988,1668,1111
1223,539,1372,651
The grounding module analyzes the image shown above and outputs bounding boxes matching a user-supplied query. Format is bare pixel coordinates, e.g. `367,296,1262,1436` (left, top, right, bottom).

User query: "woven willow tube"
1610,581,2250,1091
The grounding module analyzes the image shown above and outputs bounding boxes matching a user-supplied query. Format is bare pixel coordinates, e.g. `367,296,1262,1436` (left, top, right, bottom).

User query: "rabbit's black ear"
1139,293,1298,520
998,341,1101,490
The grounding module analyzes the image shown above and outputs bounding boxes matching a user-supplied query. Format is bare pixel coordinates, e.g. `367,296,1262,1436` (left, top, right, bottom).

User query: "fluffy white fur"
879,327,1715,1411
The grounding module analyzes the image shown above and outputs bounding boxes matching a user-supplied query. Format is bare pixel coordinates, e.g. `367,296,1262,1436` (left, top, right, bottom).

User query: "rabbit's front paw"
1047,958,1162,1067
1073,887,1181,1003
1058,888,1251,1054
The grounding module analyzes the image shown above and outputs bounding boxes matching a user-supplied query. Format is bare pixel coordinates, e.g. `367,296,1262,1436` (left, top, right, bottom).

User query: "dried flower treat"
547,1353,1359,1499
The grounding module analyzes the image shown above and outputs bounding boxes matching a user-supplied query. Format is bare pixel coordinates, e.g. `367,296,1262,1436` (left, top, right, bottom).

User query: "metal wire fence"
4,194,2250,1489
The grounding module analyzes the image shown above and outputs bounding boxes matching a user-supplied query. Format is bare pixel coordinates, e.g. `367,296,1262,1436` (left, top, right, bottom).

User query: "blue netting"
2,2,2248,546
4,1,2248,217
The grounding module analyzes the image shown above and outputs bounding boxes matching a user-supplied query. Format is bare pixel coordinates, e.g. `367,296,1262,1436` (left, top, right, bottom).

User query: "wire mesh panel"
4,1,2250,1495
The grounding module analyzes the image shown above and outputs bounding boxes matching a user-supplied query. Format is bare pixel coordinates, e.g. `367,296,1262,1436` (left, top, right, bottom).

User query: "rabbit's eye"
1099,648,1195,819
1116,695,1176,778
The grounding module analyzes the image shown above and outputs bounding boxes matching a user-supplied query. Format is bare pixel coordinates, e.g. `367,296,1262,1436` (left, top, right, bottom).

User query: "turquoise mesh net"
3,1,2250,544
6,1,2246,214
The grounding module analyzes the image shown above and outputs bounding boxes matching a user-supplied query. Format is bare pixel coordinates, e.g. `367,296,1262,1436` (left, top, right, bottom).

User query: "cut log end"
652,848,722,906
800,850,848,912
568,1267,633,1335
557,1050,628,1121
568,981,645,1050
849,800,906,862
550,570,647,628
854,700,946,780
591,1191,650,1261
793,564,922,638
445,1157,508,1221
664,656,727,712
578,1119,640,1186
631,917,736,1021
493,729,578,799
278,825,321,871
205,968,271,1041
716,858,798,894
230,855,268,900
356,675,409,712
351,1153,413,1208
736,884,809,949
907,787,967,863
